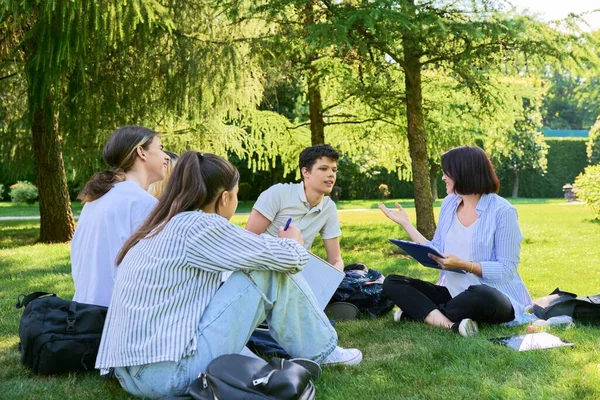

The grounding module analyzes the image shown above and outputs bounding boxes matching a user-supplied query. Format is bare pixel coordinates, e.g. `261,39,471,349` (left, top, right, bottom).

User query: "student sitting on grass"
246,144,344,271
379,146,532,337
71,126,170,307
95,151,362,399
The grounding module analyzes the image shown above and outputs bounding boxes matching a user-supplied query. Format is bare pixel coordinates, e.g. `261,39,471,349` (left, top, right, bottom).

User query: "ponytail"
77,168,126,203
116,151,239,265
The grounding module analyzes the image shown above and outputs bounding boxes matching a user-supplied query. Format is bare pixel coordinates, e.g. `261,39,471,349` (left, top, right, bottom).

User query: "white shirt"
71,181,157,307
439,212,481,297
253,182,342,250
96,211,308,370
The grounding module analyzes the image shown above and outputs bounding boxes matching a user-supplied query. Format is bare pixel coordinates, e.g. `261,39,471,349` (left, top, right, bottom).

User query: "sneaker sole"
290,358,323,381
459,319,478,337
322,351,363,367
325,302,359,321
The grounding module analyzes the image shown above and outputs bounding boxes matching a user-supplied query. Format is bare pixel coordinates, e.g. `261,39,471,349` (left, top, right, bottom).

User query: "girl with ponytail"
96,151,362,398
71,126,170,307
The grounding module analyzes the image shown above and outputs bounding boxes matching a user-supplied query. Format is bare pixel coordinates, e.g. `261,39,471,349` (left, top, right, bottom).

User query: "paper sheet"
300,253,344,310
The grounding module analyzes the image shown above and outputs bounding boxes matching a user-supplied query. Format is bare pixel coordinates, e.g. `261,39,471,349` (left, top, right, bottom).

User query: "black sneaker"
324,302,359,321
451,319,478,337
289,358,322,381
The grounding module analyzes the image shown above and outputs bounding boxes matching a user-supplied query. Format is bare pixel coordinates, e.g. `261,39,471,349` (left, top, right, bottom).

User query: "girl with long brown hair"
95,151,362,398
71,126,170,307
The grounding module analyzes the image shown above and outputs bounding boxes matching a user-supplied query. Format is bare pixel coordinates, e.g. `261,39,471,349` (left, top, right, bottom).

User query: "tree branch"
0,72,17,81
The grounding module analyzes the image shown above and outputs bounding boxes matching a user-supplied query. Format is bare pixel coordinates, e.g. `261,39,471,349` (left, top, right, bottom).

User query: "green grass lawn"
1,201,599,399
0,198,565,217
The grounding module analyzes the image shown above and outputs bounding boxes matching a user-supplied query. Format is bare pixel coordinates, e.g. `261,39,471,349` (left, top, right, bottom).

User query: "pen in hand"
284,217,292,231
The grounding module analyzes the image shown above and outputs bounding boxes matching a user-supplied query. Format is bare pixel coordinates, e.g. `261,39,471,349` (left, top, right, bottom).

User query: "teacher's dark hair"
116,151,239,265
441,146,499,195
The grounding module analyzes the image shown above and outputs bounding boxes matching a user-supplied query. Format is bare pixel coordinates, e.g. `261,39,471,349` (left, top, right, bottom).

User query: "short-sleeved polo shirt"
253,182,342,250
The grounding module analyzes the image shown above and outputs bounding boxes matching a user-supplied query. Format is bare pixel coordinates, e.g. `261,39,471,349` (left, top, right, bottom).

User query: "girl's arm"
186,216,309,274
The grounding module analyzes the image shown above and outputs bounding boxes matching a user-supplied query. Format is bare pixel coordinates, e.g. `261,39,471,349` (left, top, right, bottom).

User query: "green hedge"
497,138,588,198
2,138,588,202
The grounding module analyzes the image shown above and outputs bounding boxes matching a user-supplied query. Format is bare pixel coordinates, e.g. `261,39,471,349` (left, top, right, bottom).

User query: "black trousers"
382,274,515,324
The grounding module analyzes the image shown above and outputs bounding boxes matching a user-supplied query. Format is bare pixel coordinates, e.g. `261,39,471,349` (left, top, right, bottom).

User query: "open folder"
389,239,465,274
300,253,344,310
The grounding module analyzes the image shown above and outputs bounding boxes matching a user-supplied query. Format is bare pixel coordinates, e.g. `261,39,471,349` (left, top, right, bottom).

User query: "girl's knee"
383,274,409,296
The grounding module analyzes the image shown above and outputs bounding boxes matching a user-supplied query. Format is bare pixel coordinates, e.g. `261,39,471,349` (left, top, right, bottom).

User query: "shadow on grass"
0,221,39,249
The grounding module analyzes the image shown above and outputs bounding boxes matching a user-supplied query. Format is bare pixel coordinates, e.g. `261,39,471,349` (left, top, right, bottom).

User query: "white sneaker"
455,318,478,338
393,308,403,322
321,346,363,366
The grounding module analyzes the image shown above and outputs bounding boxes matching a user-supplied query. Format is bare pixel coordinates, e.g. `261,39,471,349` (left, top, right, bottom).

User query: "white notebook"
300,253,345,310
220,252,344,310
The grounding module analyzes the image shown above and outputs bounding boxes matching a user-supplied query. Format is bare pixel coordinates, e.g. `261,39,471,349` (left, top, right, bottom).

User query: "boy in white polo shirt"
246,144,344,271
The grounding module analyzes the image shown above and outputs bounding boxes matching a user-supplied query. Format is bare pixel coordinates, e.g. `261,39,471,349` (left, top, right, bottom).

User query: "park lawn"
0,198,565,217
1,201,599,399
0,201,255,217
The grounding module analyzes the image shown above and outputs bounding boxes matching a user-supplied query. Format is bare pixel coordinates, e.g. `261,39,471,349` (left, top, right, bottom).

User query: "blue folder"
389,239,465,274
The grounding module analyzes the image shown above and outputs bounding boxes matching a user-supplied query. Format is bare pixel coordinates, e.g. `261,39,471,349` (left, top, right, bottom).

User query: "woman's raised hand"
278,225,304,247
378,202,411,227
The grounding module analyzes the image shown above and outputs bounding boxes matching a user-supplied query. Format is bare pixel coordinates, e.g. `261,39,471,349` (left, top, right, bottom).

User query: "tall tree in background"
0,0,274,242
310,0,592,239
1,1,172,242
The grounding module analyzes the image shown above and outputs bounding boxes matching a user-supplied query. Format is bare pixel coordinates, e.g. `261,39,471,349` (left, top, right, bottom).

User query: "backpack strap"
66,302,77,334
15,292,56,309
550,288,577,297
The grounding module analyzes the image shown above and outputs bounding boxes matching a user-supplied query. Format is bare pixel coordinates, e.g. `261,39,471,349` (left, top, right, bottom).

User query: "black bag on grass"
189,354,315,400
329,263,394,318
15,292,107,375
532,288,600,323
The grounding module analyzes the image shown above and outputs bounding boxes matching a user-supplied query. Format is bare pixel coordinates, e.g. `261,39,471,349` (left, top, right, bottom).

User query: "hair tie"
197,152,204,162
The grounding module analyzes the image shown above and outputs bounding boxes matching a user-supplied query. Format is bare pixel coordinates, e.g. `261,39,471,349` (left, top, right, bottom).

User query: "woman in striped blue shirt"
379,146,532,337
96,151,362,398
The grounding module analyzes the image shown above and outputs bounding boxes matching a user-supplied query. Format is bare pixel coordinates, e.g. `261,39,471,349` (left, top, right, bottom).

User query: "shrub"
238,182,252,201
573,165,600,219
587,118,600,165
0,183,4,200
9,181,38,205
378,183,390,200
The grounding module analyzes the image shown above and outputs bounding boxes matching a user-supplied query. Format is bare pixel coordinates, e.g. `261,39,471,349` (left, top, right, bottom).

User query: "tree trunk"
403,17,436,239
304,0,325,145
512,170,519,198
30,94,75,243
430,163,439,201
271,165,278,185
307,69,325,145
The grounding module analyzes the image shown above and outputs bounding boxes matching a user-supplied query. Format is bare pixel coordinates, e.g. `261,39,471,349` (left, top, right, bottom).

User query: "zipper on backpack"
252,369,278,386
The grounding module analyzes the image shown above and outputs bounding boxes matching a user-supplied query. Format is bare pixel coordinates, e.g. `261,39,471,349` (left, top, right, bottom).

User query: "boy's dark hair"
299,144,339,173
441,146,499,195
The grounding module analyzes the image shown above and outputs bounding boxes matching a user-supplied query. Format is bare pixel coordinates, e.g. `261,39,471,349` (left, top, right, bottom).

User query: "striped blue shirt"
429,194,532,322
95,211,309,370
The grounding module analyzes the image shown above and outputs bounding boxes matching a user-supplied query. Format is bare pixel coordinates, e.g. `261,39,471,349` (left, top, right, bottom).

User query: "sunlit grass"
1,201,599,399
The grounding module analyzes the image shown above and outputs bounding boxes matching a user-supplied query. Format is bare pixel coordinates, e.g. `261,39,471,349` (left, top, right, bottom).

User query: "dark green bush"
238,182,252,201
497,138,588,198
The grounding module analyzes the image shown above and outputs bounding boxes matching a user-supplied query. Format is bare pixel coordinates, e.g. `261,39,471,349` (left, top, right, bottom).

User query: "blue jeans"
114,270,338,398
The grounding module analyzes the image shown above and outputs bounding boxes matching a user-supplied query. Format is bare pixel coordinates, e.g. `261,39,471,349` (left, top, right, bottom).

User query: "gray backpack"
533,288,600,323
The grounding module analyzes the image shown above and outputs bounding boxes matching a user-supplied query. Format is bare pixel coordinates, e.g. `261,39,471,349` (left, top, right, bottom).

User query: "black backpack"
329,264,395,318
15,292,108,375
532,288,600,323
